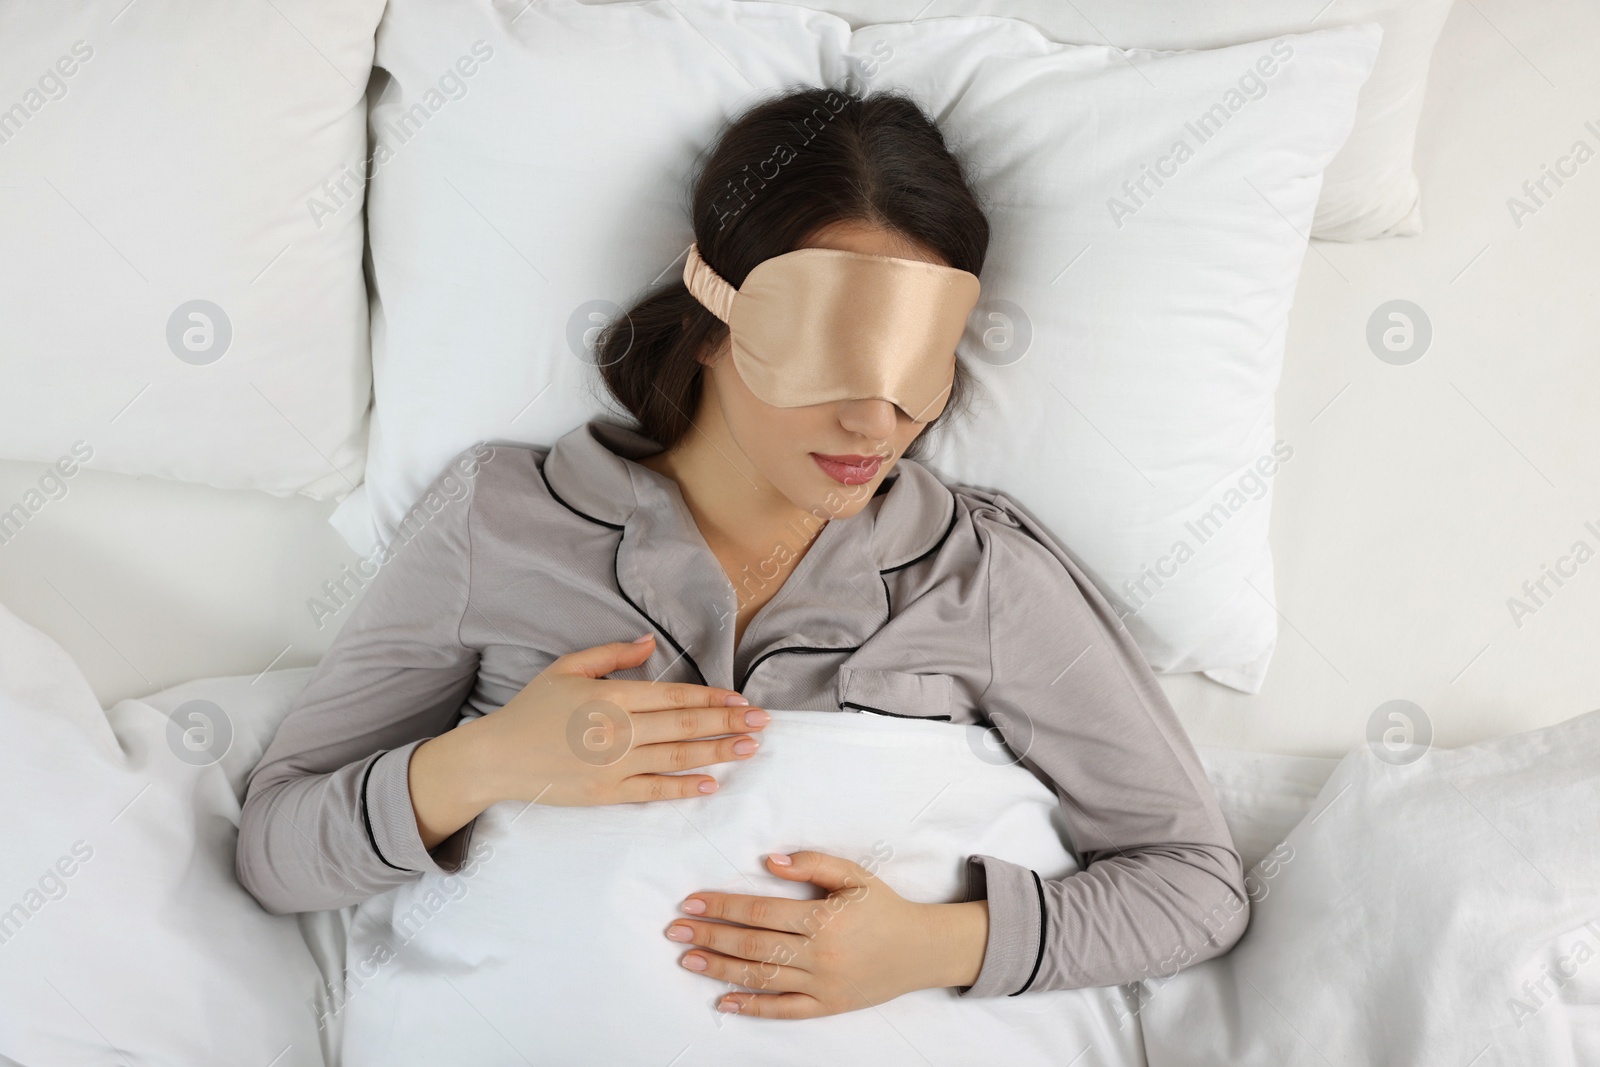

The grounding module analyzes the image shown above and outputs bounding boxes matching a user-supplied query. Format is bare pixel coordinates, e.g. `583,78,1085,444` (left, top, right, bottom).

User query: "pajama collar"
538,418,958,691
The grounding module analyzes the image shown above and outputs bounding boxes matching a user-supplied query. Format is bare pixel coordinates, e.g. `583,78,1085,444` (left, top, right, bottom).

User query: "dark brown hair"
595,84,990,461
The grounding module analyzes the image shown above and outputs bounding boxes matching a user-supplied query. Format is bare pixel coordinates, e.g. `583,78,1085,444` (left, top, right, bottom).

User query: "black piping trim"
538,459,625,530
880,494,960,574
611,539,707,686
738,644,858,692
1009,870,1048,996
360,754,411,873
840,701,952,722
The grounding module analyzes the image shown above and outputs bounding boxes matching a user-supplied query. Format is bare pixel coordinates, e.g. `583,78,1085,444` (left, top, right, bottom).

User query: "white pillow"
592,0,1453,240
335,0,1379,691
1142,709,1600,1065
0,0,381,498
338,709,1143,1066
0,606,327,1067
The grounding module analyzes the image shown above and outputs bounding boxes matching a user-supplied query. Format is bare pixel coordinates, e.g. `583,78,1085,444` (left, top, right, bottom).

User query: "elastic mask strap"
683,242,736,323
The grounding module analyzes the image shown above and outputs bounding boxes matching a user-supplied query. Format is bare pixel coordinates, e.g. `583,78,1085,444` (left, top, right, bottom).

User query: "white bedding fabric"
1142,708,1600,1066
0,607,326,1067
5,606,1594,1065
337,709,1143,1067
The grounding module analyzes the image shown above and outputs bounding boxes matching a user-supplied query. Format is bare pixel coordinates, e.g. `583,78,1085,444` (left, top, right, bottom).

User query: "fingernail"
768,852,792,866
717,999,740,1013
682,954,707,971
633,634,653,644
666,924,693,941
680,898,706,914
724,694,749,706
733,738,758,755
743,709,770,727
698,780,717,794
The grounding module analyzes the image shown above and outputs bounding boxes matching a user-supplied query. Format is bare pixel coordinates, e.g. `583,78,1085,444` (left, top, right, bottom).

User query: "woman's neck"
639,427,826,570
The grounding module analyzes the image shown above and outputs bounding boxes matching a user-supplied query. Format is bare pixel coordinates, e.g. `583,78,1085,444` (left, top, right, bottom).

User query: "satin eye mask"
682,241,982,422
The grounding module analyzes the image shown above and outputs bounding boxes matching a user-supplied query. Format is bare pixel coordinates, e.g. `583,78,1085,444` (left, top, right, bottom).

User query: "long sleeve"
237,459,484,915
955,492,1250,997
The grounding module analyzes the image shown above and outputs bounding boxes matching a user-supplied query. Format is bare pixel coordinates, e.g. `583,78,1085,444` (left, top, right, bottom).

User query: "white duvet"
338,709,1145,1066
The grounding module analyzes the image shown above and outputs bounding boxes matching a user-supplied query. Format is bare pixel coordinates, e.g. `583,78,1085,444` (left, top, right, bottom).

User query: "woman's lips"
811,452,882,486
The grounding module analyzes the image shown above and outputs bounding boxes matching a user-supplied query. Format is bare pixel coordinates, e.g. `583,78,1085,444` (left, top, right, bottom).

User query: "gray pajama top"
237,418,1250,998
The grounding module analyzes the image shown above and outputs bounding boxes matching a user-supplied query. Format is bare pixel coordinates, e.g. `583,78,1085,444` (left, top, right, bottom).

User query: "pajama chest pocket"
836,666,954,721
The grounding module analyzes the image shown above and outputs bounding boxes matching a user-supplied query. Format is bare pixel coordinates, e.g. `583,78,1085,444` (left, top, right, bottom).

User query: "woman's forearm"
409,717,500,850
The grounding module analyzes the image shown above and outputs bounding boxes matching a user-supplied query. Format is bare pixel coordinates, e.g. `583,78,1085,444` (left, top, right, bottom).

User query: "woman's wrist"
409,718,500,851
922,900,990,990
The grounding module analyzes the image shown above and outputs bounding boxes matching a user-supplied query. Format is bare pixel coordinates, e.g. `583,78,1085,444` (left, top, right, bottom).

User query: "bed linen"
1141,707,1600,1066
0,0,1592,1061
0,606,325,1067
7,602,1590,1064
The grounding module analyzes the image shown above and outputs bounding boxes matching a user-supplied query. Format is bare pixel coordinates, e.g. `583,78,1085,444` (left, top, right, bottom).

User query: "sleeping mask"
682,241,982,423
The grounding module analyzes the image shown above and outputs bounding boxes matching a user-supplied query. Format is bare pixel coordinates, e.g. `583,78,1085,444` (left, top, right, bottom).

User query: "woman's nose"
836,396,899,439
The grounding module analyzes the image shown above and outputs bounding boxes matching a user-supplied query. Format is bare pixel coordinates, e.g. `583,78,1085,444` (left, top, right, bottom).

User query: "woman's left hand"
665,850,989,1019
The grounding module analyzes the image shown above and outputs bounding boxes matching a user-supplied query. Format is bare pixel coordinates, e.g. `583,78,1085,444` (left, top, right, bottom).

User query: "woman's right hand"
409,634,767,848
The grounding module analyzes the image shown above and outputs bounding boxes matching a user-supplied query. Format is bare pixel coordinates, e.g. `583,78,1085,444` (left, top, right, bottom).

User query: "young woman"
238,86,1249,1020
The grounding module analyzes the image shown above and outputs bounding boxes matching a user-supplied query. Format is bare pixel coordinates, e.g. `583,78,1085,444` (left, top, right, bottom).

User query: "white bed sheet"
0,0,1593,762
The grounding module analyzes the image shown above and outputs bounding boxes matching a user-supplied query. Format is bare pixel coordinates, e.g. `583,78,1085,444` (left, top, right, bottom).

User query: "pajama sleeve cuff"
361,741,475,876
957,853,1047,998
